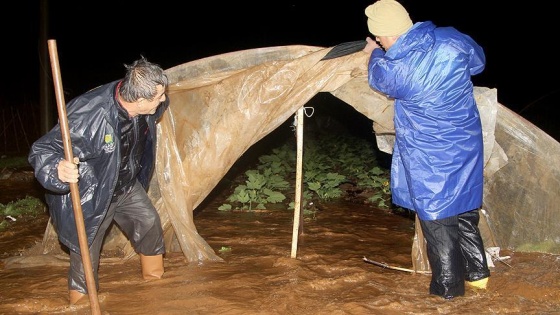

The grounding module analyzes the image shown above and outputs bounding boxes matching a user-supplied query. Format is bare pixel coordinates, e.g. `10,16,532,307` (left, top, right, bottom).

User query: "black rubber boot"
420,216,465,299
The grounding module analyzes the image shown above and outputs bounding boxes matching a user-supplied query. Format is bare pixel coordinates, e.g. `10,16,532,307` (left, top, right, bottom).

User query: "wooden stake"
290,107,304,258
363,256,431,275
47,39,101,315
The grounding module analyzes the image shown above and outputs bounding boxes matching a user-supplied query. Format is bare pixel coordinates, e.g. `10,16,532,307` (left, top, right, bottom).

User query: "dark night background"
2,1,559,153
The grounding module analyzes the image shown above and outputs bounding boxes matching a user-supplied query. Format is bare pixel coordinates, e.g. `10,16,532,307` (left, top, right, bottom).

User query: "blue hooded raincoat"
367,21,486,221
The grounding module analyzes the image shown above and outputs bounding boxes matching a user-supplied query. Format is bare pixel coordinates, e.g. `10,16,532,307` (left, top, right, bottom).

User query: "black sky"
4,1,558,120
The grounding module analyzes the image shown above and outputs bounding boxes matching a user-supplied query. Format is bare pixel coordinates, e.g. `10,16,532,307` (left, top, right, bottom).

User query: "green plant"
305,171,345,200
356,166,391,208
0,155,29,169
218,246,232,252
0,196,45,231
220,131,393,213
256,145,294,177
220,169,289,211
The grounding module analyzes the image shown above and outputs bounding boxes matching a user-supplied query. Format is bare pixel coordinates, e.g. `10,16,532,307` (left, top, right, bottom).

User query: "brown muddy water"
0,169,559,315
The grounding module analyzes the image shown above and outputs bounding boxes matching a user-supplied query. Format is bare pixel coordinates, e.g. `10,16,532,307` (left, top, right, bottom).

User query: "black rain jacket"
28,80,169,253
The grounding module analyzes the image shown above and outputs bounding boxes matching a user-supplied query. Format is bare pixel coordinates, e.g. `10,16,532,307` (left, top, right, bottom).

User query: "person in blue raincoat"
362,0,490,299
28,56,169,305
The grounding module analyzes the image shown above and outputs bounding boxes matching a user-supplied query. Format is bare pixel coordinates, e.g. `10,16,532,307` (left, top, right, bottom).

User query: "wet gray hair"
119,56,169,102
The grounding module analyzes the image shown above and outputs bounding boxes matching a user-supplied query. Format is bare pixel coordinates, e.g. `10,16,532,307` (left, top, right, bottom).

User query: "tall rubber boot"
140,254,164,280
467,277,489,289
69,289,86,305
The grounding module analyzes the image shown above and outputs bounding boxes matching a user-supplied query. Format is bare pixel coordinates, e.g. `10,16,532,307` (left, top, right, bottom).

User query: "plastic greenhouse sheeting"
38,45,560,267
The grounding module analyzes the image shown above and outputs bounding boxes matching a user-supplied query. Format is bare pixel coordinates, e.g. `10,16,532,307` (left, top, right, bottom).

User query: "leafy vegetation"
0,155,29,169
0,154,43,231
219,133,393,213
0,129,395,229
221,169,290,211
0,196,45,231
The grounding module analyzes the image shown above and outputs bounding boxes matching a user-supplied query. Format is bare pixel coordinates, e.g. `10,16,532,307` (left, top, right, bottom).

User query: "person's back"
371,19,486,218
363,0,490,299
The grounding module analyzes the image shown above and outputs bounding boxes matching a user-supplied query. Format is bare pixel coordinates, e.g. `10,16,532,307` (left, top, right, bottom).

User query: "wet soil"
0,168,559,315
0,167,49,260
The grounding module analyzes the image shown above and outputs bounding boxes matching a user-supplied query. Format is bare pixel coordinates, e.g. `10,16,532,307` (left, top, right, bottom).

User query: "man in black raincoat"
29,56,169,305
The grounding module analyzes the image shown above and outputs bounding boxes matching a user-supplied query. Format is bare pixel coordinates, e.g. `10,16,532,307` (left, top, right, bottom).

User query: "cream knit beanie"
365,0,413,36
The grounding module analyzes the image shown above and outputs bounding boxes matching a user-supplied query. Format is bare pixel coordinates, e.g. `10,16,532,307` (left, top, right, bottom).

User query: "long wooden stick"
363,257,431,275
290,107,304,258
47,39,101,314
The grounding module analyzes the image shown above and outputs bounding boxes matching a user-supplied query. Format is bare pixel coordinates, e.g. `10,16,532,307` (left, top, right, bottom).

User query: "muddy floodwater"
1,169,559,315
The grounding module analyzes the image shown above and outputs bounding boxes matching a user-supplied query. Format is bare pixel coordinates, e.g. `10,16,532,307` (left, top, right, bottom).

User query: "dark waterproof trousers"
419,209,490,299
68,180,165,293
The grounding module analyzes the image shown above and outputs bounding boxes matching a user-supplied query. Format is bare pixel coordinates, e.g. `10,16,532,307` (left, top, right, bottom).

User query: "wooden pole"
363,257,431,275
47,39,101,315
290,107,304,258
